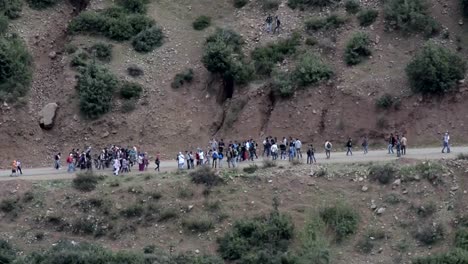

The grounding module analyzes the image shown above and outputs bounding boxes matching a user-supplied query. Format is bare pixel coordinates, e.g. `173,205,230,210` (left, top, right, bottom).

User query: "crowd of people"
6,131,454,177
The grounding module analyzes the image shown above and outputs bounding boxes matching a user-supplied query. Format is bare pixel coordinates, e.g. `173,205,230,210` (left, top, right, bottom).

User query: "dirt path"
1,146,466,181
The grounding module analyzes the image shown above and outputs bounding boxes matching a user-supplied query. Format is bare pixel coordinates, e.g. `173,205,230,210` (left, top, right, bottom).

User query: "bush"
158,208,178,222
320,203,359,241
89,43,112,61
0,0,22,19
413,223,444,245
344,0,360,14
262,159,278,168
121,99,137,113
305,14,346,31
455,228,468,250
376,93,398,109
70,51,88,67
218,210,294,262
384,0,440,35
120,82,143,99
344,32,371,65
121,204,144,217
0,15,8,34
406,42,466,94
272,72,295,98
415,201,436,218
357,9,378,27
193,15,211,30
118,0,148,13
190,167,224,187
234,0,248,8
369,163,396,184
296,216,331,264
292,53,333,87
413,161,444,184
243,164,258,174
413,249,468,264
182,215,214,233
0,34,32,102
288,0,339,9
0,198,18,213
251,34,300,76
305,37,317,46
457,153,468,160
0,239,16,263
127,64,144,77
171,68,194,88
72,172,102,191
26,0,58,9
132,26,164,52
262,0,280,10
77,63,118,119
463,0,468,17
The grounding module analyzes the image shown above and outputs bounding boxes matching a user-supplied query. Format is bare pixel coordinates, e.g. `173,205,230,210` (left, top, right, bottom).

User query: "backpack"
326,143,331,149
212,152,218,159
233,149,239,157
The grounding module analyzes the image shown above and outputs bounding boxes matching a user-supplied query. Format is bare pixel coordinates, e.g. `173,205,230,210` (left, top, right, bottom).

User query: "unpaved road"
1,147,466,181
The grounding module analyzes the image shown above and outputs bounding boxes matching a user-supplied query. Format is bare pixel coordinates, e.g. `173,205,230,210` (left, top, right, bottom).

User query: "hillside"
1,0,468,166
0,158,467,263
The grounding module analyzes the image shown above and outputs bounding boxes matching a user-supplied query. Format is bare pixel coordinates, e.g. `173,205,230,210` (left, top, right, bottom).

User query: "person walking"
154,152,160,172
189,151,195,169
324,140,332,159
265,15,273,33
54,152,61,170
401,135,407,155
113,158,120,176
10,160,17,177
218,151,224,168
273,16,281,34
279,141,287,160
271,142,278,160
362,136,368,154
66,154,75,173
346,138,353,156
396,135,402,158
185,151,191,170
442,132,451,153
295,138,303,159
387,134,395,154
178,152,185,170
306,145,316,164
211,150,218,169
16,160,23,175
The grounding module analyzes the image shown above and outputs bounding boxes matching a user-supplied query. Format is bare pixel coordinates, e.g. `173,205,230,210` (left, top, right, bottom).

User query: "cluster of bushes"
72,172,105,191
120,82,143,99
189,166,224,187
193,15,211,30
288,0,339,9
357,9,378,27
218,209,294,263
295,215,331,263
406,42,466,95
76,62,119,119
89,42,112,61
0,34,33,102
272,53,333,98
376,93,401,110
369,163,396,184
384,0,440,36
132,26,164,53
344,32,371,65
305,14,346,31
202,28,253,85
0,0,22,19
171,68,194,88
344,0,360,14
319,202,359,241
251,33,300,76
0,15,8,34
26,0,59,9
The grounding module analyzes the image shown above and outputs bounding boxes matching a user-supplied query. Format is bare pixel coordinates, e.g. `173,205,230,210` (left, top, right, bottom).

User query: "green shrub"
0,198,18,213
376,93,397,109
344,0,360,14
72,172,102,191
344,32,371,66
413,249,468,264
224,97,248,128
455,228,468,250
127,64,144,77
296,216,331,264
120,82,143,99
0,34,32,103
262,0,280,10
463,0,468,17
0,0,22,19
288,0,339,9
413,223,444,245
65,43,78,54
158,208,178,222
234,0,248,8
457,153,468,160
0,15,8,34
26,0,58,9
406,42,466,94
262,159,277,168
171,68,194,88
132,26,164,52
243,164,258,174
357,9,378,27
89,43,112,61
292,53,333,87
369,163,396,184
190,166,224,187
0,239,16,263
320,202,359,241
305,37,317,46
305,14,346,31
413,161,444,184
206,28,244,51
384,0,440,35
121,204,144,217
218,210,294,262
70,51,88,67
77,63,118,119
251,34,300,76
118,0,148,13
193,15,211,30
171,254,224,264
182,215,214,233
121,99,137,113
414,201,436,218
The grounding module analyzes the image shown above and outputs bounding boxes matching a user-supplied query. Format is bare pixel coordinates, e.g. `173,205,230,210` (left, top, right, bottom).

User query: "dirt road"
1,147,466,181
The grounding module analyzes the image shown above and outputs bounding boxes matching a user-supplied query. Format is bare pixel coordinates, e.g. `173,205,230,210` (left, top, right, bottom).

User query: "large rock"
39,103,58,129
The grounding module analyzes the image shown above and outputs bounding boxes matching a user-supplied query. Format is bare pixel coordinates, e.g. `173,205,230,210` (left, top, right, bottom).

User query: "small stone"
195,249,200,254
48,51,57,59
358,177,364,182
361,185,369,192
188,205,194,211
101,131,110,138
393,179,401,186
451,186,459,191
377,208,386,215
371,204,377,210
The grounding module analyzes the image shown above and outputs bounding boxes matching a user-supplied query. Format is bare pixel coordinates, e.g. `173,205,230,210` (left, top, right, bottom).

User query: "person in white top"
113,159,120,176
442,132,451,153
178,152,185,169
270,143,278,160
295,139,302,159
324,140,332,159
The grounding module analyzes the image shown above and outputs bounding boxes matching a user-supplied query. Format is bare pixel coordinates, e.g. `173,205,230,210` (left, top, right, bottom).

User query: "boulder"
39,103,58,129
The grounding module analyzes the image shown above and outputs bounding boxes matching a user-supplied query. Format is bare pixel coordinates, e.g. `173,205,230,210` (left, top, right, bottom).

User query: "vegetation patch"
77,62,118,119
189,167,224,187
320,202,359,241
262,0,280,10
288,0,339,9
127,64,144,77
0,15,8,34
120,82,143,99
413,223,444,245
384,0,440,35
357,9,378,27
0,198,18,213
118,0,148,13
0,0,22,19
182,215,214,233
295,215,331,263
193,15,211,30
406,42,466,95
234,0,248,8
455,228,468,250
272,70,295,98
132,26,164,53
70,51,89,68
344,0,360,14
171,68,194,88
223,97,248,129
305,14,347,31
72,172,103,192
376,93,400,110
26,0,58,9
292,53,333,87
413,249,468,264
369,163,396,184
0,34,32,102
89,43,112,62
0,239,16,263
344,32,371,66
243,164,258,174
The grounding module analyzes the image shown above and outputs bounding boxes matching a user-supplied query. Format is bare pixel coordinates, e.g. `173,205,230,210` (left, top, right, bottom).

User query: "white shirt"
178,155,185,164
444,134,450,143
295,140,302,149
271,144,278,153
